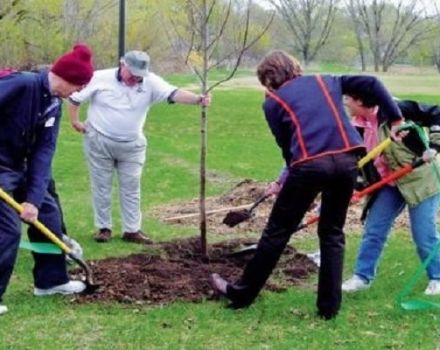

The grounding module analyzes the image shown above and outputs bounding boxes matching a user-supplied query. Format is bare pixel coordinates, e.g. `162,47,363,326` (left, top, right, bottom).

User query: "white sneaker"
34,281,86,296
424,280,440,295
0,304,7,315
306,251,321,267
342,275,370,292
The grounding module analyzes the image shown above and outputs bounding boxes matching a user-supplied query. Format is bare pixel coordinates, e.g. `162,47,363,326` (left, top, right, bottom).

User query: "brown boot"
122,230,153,244
94,228,112,243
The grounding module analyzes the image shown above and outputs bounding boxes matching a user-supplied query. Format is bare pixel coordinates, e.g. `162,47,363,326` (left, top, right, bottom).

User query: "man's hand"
71,120,86,133
21,202,38,223
198,94,211,107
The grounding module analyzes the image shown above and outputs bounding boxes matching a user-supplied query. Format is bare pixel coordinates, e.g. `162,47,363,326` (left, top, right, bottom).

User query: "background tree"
268,0,339,66
433,1,440,72
346,0,367,71
349,0,432,72
165,0,273,256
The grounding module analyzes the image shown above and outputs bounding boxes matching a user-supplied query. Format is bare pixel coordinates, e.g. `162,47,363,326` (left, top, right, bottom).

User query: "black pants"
0,169,68,301
226,153,358,318
47,179,67,235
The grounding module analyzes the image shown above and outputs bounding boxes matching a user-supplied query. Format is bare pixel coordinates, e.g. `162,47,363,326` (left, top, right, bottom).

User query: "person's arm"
67,72,98,133
341,75,403,125
67,99,85,133
398,100,440,157
169,89,210,106
263,97,294,166
25,111,61,210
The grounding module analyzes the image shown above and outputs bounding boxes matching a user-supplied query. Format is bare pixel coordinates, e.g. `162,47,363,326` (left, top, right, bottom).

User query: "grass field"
1,69,440,349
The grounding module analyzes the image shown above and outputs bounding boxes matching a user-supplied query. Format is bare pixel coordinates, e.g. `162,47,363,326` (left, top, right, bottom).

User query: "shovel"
222,194,269,227
223,139,394,229
228,215,319,257
0,187,99,294
230,158,425,256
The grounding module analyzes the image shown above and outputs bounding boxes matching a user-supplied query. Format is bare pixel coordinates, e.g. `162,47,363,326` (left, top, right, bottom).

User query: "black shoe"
94,228,112,243
317,310,338,320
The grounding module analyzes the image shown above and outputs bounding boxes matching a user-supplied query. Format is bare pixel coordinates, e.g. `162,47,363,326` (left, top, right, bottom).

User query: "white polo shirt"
70,68,177,141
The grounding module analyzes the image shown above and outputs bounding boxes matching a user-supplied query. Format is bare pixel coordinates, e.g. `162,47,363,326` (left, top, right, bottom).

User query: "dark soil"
74,237,317,305
73,179,410,306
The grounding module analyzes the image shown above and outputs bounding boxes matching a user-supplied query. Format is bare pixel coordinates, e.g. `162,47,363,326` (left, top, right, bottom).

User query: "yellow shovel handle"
357,138,392,168
0,187,71,254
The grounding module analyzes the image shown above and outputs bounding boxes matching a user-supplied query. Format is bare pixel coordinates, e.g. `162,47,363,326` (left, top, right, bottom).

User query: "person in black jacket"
0,44,94,315
210,50,403,320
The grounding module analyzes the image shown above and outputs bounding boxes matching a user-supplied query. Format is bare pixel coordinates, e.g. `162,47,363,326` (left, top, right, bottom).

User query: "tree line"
0,0,439,72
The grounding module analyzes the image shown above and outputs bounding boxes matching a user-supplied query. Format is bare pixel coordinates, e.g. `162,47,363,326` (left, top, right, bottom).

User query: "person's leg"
226,167,321,307
114,135,146,234
0,170,23,303
408,194,440,280
84,128,114,233
354,186,405,282
316,153,357,319
47,178,67,235
0,195,21,302
27,191,69,289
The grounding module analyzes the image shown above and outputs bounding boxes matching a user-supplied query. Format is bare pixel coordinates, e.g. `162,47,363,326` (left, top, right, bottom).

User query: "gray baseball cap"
122,50,150,77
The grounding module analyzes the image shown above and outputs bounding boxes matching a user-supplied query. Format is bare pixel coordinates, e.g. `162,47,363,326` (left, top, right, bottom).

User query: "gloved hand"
62,235,84,262
390,122,409,142
422,148,438,163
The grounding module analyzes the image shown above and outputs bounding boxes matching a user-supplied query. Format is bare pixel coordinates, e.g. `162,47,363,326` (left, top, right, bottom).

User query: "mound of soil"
152,179,411,235
74,237,317,305
74,180,412,306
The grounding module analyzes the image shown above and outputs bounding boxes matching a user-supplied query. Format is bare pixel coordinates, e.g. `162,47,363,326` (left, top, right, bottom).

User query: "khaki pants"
84,125,146,233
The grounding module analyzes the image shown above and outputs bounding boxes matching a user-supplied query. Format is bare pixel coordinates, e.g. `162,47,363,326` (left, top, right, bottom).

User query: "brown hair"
257,50,303,90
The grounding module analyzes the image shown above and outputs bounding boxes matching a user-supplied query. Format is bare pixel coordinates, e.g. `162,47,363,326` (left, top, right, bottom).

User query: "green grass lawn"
1,72,440,349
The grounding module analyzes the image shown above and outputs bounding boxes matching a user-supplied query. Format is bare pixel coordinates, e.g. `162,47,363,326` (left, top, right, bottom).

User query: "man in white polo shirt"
67,50,210,243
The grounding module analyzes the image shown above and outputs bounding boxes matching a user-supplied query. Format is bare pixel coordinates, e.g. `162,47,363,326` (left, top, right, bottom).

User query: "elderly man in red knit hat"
0,43,94,315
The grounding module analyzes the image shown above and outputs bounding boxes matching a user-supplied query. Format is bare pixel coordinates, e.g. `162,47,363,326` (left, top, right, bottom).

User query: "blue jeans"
355,185,440,282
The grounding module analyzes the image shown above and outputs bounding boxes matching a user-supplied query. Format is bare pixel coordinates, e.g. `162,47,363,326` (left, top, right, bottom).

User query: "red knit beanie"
51,43,94,85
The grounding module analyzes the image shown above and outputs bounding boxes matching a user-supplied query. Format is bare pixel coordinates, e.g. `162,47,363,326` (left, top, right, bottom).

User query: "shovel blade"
223,209,252,227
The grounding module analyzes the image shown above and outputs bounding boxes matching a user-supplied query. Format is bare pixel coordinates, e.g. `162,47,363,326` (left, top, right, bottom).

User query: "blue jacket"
264,75,402,166
0,71,61,207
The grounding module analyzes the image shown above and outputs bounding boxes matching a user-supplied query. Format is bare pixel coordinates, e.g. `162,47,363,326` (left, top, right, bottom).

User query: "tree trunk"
199,0,209,258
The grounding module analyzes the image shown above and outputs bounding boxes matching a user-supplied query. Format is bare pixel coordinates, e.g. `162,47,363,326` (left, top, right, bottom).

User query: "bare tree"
268,0,339,66
166,0,273,257
63,0,117,44
346,0,367,71
433,1,440,72
0,0,26,22
350,0,432,72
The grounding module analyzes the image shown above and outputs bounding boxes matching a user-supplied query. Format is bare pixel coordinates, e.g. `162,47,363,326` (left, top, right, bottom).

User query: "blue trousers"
0,169,68,302
355,185,440,282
